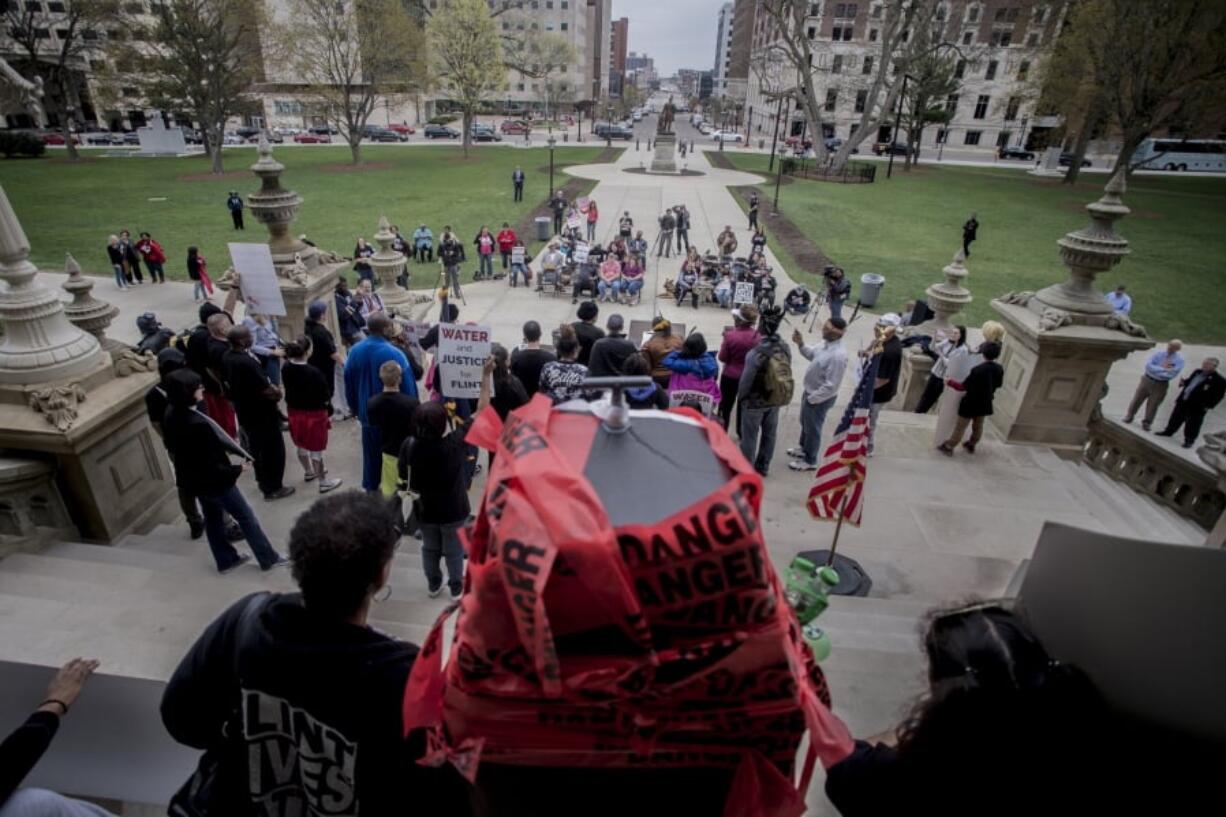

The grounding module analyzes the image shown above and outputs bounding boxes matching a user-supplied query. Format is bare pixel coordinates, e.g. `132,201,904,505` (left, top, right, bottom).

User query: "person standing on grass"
106,235,126,291
224,325,294,502
413,223,434,263
404,363,493,601
738,306,791,477
439,228,466,299
1123,339,1184,431
586,199,599,242
550,189,568,235
788,318,848,471
962,212,979,257
748,191,760,230
513,165,525,201
939,342,1003,456
497,222,517,270
281,336,343,494
161,369,286,572
1157,357,1226,449
511,320,555,398
366,360,420,499
474,225,496,280
136,231,166,283
226,190,244,230
346,313,417,493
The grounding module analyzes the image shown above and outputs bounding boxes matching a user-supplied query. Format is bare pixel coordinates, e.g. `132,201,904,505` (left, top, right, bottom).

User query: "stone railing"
1083,417,1224,530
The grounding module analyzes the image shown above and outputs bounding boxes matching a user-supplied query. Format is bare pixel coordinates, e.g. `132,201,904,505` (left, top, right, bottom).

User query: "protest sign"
733,282,756,306
572,243,590,264
437,323,492,399
511,246,526,265
567,213,583,231
228,243,286,316
668,389,716,416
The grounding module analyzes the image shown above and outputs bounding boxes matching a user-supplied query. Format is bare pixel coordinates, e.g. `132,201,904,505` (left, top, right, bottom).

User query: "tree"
755,0,836,165
271,0,424,164
2,0,132,160
134,0,263,174
900,51,960,169
426,0,505,158
1038,0,1226,181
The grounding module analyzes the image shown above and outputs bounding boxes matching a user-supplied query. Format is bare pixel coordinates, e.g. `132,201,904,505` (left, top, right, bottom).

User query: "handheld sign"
228,243,286,316
511,246,526,265
668,389,716,416
437,323,492,399
567,213,583,231
572,243,590,264
733,281,756,306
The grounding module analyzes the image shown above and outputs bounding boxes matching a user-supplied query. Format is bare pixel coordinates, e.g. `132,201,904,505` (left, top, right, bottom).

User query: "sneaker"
1182,441,1195,449
1122,416,1134,424
318,478,343,494
962,442,976,454
188,518,205,540
937,443,954,457
304,471,316,482
1141,423,1152,431
224,523,246,542
263,486,296,501
786,447,805,458
449,587,463,601
426,582,443,599
262,556,290,571
788,460,817,471
219,554,251,574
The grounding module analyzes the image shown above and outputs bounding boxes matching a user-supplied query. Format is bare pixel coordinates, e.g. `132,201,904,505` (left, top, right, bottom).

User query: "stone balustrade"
1083,416,1224,530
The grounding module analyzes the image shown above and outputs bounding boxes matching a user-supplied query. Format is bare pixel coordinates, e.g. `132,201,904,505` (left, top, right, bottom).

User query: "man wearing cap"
788,317,848,471
1124,339,1183,431
866,313,904,456
136,313,174,355
588,314,637,378
571,301,605,367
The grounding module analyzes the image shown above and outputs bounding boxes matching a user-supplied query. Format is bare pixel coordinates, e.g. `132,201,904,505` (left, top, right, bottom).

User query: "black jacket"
1175,369,1226,412
959,360,1004,418
439,239,464,267
588,335,639,378
162,592,462,815
572,321,606,367
304,317,338,392
163,406,244,496
224,348,280,428
511,347,556,397
0,710,60,805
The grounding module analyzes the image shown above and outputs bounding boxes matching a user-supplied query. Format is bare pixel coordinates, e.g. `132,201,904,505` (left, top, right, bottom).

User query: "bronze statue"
657,95,675,135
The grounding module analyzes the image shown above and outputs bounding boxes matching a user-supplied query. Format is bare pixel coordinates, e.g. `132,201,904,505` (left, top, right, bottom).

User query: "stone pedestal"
889,349,934,412
651,133,677,173
990,170,1152,449
370,216,413,316
135,112,187,156
894,249,972,411
0,455,74,557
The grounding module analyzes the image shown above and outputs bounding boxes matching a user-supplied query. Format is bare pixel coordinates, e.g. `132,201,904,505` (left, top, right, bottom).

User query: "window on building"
123,1,143,12
546,0,552,7
990,29,1012,46
1027,32,1039,46
954,59,966,78
901,28,909,42
561,0,568,7
935,3,946,21
832,54,843,73
869,27,878,41
1004,96,1020,120
825,89,838,111
1034,5,1048,23
936,128,948,143
967,4,979,22
24,1,42,10
946,93,959,112
1017,60,1030,80
862,55,873,74
973,94,989,119
994,7,1006,21
810,3,821,15
34,27,50,38
871,2,882,18
517,83,525,91
121,86,138,98
47,1,65,10
834,2,856,17
1006,7,1019,21
964,130,982,145
855,89,867,113
55,28,69,39
996,130,1012,148
560,21,567,30
963,30,973,44
90,58,105,69
81,29,97,40
985,60,998,80
808,26,816,38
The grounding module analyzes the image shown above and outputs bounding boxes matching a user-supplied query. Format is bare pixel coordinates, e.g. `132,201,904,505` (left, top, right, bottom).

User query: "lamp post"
773,97,789,214
768,93,784,172
887,73,915,180
548,134,557,196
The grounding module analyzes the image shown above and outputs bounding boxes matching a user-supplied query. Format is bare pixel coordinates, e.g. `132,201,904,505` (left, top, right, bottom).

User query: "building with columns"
744,0,1072,155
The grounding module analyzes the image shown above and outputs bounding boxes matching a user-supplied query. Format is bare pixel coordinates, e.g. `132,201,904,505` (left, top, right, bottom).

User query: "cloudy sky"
613,0,721,77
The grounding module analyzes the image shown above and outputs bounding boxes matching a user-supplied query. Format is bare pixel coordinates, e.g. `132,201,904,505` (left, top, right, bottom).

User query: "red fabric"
287,408,330,452
496,229,516,252
404,397,855,814
136,238,166,263
202,393,236,439
198,255,214,295
587,204,599,223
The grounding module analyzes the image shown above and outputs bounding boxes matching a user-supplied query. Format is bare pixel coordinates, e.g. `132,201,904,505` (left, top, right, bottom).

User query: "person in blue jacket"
344,313,417,491
661,333,720,415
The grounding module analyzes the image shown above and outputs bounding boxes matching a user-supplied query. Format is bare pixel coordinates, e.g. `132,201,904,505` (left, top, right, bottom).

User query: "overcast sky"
613,0,721,77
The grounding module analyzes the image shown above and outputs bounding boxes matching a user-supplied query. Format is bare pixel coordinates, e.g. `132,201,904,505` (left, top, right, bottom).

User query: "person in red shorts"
281,336,342,493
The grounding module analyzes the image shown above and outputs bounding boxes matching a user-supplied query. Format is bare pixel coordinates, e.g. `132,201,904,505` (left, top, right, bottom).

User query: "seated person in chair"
675,257,701,309
538,241,566,291
598,257,623,303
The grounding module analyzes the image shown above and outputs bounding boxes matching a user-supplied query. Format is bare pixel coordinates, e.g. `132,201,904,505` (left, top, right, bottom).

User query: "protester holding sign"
663,333,720,413
436,322,493,400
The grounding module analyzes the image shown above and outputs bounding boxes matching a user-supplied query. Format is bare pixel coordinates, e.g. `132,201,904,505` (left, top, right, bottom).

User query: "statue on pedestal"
657,95,675,135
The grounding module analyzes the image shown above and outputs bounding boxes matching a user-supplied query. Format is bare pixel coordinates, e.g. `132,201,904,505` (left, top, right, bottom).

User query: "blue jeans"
421,521,465,594
586,221,597,241
829,297,845,321
113,263,126,288
258,354,282,385
510,262,529,285
199,484,280,570
361,424,382,491
598,279,622,298
717,290,733,308
799,395,837,465
479,254,493,278
193,280,206,300
624,279,643,298
739,405,779,475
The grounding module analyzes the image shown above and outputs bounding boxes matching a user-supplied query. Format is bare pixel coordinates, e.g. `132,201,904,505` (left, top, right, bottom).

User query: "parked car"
998,146,1036,161
711,131,744,143
784,135,812,149
294,132,331,144
424,124,460,139
605,125,634,140
222,132,246,145
39,131,79,145
500,119,530,134
180,127,202,144
362,125,407,142
84,131,122,145
470,126,502,142
235,125,262,140
245,129,283,144
309,124,339,136
698,123,713,135
387,123,416,135
632,111,643,122
1058,152,1092,168
872,141,914,156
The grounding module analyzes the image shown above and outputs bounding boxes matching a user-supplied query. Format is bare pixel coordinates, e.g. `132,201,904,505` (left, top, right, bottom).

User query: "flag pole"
826,489,852,568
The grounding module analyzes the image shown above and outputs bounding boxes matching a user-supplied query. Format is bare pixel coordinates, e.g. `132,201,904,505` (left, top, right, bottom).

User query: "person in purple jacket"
717,305,760,432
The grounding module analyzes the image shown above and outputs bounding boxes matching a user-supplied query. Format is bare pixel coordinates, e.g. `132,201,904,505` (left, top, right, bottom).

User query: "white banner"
668,389,716,416
437,323,492,399
228,243,286,316
511,246,526,264
733,281,756,305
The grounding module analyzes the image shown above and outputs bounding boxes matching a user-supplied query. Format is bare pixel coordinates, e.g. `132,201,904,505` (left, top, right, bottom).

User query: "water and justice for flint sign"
437,323,492,399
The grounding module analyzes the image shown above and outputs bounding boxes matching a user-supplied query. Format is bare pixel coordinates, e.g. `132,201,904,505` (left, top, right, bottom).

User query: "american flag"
807,353,881,526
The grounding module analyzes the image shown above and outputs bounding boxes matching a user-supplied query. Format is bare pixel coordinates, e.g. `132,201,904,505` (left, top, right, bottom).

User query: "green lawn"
0,144,608,288
719,152,1226,343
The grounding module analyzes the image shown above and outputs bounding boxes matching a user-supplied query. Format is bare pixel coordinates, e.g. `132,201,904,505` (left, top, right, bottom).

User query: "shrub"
781,157,797,176
427,115,459,126
0,131,46,159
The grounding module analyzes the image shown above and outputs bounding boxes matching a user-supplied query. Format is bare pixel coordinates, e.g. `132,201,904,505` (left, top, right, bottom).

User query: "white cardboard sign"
669,389,716,416
572,242,590,264
511,246,526,264
437,323,491,399
567,213,583,231
228,243,286,316
733,281,756,305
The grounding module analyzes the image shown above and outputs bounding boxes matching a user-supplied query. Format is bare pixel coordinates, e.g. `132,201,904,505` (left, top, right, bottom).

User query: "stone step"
819,596,925,656
1068,460,1198,543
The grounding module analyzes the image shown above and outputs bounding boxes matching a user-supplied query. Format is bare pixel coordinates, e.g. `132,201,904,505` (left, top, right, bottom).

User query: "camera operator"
823,265,852,321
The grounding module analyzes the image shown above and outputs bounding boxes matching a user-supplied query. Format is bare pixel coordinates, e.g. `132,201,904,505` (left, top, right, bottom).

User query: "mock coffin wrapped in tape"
403,395,854,816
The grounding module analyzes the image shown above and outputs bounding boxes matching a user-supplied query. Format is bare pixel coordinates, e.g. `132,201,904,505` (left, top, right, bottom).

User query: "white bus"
1131,138,1226,172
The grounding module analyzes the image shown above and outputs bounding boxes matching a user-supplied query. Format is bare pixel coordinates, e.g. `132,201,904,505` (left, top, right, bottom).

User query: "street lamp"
548,135,557,196
887,73,917,179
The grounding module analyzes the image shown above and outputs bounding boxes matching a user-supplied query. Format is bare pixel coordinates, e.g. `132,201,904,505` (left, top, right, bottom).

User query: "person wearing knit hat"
643,317,684,389
865,312,904,456
571,300,604,367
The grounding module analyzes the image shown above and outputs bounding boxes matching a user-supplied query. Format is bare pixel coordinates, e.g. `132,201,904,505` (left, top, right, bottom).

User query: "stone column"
0,186,102,384
890,250,972,411
370,216,412,315
989,170,1152,448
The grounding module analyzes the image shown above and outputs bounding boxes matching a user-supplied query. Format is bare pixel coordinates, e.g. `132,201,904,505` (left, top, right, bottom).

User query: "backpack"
169,327,195,353
758,343,794,407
